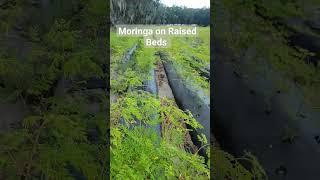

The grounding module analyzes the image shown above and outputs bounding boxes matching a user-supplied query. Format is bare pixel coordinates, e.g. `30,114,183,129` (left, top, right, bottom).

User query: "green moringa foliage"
111,92,209,179
0,94,107,179
0,1,108,179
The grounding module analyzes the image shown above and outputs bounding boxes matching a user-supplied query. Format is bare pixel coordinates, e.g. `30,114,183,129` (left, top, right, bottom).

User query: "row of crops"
110,27,267,179
213,0,320,179
110,28,211,179
166,27,210,96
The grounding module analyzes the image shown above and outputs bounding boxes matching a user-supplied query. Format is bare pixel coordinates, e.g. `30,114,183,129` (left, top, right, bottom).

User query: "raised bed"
160,53,211,142
214,38,320,179
143,68,161,138
113,43,162,139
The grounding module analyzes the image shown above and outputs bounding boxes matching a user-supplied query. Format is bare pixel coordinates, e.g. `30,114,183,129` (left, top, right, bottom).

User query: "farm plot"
110,28,211,179
110,27,267,179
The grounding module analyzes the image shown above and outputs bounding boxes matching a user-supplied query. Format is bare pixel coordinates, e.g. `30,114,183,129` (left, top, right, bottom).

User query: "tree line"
110,0,210,26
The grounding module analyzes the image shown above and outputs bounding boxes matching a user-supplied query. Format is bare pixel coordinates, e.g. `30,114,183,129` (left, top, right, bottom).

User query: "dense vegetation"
110,0,210,25
2,0,307,179
0,0,108,179
110,29,211,179
166,27,210,95
110,24,268,179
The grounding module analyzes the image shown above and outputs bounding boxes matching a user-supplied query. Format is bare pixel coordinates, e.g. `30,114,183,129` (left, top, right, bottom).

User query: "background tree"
110,0,210,26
